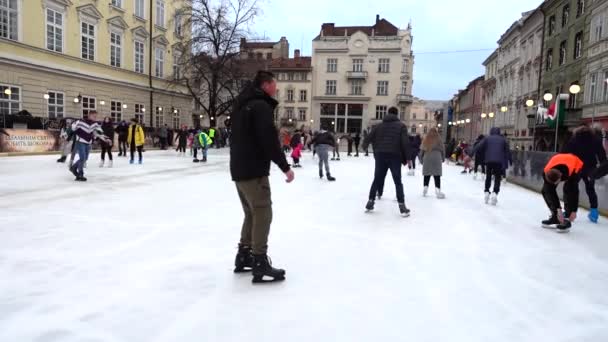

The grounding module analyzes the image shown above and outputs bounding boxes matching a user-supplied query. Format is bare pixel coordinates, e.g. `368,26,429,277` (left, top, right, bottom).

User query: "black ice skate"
365,200,375,212
556,220,572,233
193,159,200,163
234,245,254,273
319,170,324,179
202,156,207,162
57,156,66,163
541,215,560,229
75,176,87,182
326,174,336,181
69,164,79,177
252,254,285,283
399,203,411,217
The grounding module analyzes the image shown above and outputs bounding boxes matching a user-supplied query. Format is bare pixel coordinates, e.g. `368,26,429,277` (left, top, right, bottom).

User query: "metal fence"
507,150,608,215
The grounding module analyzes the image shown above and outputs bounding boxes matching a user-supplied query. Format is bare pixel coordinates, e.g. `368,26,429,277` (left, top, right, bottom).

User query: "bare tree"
174,0,261,128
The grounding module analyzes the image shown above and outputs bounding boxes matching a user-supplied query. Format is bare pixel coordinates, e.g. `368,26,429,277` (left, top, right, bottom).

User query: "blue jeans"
75,141,90,176
368,153,404,203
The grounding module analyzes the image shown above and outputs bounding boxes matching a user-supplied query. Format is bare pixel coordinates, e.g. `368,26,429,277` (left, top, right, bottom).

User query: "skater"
562,124,607,223
343,133,353,156
128,118,145,164
473,127,509,205
473,134,486,180
175,125,189,156
56,118,74,163
461,145,473,174
353,132,361,157
193,129,212,162
332,135,341,161
230,71,294,283
290,130,303,168
541,153,584,232
159,124,168,150
420,128,445,199
362,106,411,216
69,110,111,181
363,127,371,156
99,117,115,168
312,127,336,181
187,131,194,156
116,120,128,157
408,134,421,176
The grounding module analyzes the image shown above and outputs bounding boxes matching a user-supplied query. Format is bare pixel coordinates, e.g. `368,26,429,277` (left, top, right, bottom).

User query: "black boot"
365,200,375,212
57,156,66,163
234,245,254,273
252,254,285,283
319,170,323,179
556,219,572,233
69,164,79,177
202,156,207,162
541,214,560,229
327,174,336,181
399,203,411,217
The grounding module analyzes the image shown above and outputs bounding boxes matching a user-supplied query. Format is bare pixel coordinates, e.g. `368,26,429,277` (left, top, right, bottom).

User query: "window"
559,41,567,65
576,0,585,18
352,59,363,72
574,32,583,59
135,40,145,73
111,101,123,121
287,89,294,102
112,0,122,7
411,125,416,134
604,71,608,102
256,52,263,60
173,51,180,79
590,73,597,103
135,103,145,123
110,32,122,67
288,73,294,81
401,81,407,95
81,22,95,61
549,16,555,35
377,81,388,96
378,58,390,73
593,15,604,43
299,90,307,102
298,109,306,121
135,0,145,18
546,49,553,70
47,91,64,119
0,0,18,40
81,96,96,119
402,58,408,72
327,58,337,72
46,9,63,52
155,47,164,78
375,105,387,120
423,126,428,134
413,113,417,120
156,0,165,27
569,84,578,108
266,53,272,60
0,85,20,115
285,108,294,119
562,5,570,28
172,109,179,129
155,106,163,127
326,80,336,95
351,79,363,95
174,14,182,36
425,113,428,120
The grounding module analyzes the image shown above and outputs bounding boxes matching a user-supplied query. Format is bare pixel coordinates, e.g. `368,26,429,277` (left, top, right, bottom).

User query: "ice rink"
1,149,608,342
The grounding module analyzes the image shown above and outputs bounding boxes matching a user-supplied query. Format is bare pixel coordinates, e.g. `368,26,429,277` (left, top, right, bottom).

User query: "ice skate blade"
252,274,286,283
556,228,571,234
234,266,253,273
541,224,557,229
401,212,411,218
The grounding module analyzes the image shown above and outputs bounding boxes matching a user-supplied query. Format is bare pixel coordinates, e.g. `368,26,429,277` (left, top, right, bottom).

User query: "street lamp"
4,88,11,96
43,94,50,100
158,106,163,111
438,123,442,127
142,107,146,113
500,106,508,113
569,84,581,95
448,121,453,125
73,97,80,103
123,104,128,109
526,99,534,107
199,114,203,118
99,100,106,106
481,113,487,118
310,119,314,123
465,118,471,123
488,112,495,118
543,93,553,102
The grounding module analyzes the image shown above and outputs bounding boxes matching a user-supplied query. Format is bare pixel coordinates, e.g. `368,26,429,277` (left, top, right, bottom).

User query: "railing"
397,94,414,103
346,71,368,79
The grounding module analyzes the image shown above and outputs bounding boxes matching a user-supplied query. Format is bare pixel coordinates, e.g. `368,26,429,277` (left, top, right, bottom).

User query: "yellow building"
0,0,192,128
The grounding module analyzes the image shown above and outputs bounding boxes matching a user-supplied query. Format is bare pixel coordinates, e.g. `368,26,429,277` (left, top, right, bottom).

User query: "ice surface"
1,150,608,342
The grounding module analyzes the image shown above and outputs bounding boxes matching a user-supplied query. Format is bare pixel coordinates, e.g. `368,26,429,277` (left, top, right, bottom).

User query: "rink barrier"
506,150,608,217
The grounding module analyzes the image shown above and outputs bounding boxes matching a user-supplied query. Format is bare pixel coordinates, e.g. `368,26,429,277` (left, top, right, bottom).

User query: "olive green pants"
236,176,273,255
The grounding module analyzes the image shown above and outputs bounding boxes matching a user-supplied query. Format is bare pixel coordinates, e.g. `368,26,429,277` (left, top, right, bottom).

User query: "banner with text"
0,129,60,153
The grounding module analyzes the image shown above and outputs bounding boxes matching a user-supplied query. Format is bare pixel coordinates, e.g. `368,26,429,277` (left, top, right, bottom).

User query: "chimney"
240,37,246,47
376,14,380,24
294,49,300,58
321,23,335,36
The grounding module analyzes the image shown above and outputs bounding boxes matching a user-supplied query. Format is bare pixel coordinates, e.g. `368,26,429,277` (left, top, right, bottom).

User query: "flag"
544,98,566,128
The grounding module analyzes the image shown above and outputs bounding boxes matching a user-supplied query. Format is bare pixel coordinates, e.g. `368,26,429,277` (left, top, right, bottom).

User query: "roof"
314,16,399,40
498,10,535,44
482,49,498,66
242,42,277,49
269,57,312,70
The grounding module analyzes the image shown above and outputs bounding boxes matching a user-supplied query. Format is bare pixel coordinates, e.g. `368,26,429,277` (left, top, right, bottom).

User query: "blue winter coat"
473,127,510,167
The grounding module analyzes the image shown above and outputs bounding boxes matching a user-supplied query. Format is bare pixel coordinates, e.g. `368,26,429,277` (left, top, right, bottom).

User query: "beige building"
406,98,441,136
270,50,313,128
0,0,192,129
311,15,414,134
582,0,608,125
239,37,289,60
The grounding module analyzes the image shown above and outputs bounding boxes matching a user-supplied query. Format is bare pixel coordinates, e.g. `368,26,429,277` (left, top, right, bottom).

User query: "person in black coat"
100,117,115,167
116,120,129,157
361,106,411,215
174,126,189,155
353,132,361,157
562,124,607,223
473,134,485,179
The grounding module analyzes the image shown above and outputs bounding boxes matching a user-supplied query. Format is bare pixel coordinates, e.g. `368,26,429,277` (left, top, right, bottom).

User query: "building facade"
482,50,499,135
269,50,313,128
539,0,590,149
311,15,414,134
582,0,608,126
239,37,289,60
453,76,484,143
405,98,444,136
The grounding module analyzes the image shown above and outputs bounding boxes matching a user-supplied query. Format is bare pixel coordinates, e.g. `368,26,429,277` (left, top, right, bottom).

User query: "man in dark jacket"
473,134,485,179
312,127,336,181
562,125,607,223
473,127,509,205
230,71,294,284
361,107,411,216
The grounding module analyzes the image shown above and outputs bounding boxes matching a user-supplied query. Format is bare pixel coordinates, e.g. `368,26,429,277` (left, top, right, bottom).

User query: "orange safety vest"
544,153,584,176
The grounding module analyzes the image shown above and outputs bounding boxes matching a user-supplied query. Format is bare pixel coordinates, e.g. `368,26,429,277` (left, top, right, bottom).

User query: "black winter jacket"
312,130,335,146
175,129,189,144
116,123,128,140
362,114,410,162
101,122,115,144
230,86,290,181
562,127,606,175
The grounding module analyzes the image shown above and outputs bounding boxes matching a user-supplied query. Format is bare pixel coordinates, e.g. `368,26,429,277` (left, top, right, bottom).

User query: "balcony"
346,71,368,80
397,94,413,104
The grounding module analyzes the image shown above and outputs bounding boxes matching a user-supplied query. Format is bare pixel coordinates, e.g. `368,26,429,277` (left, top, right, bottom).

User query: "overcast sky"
250,0,543,101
